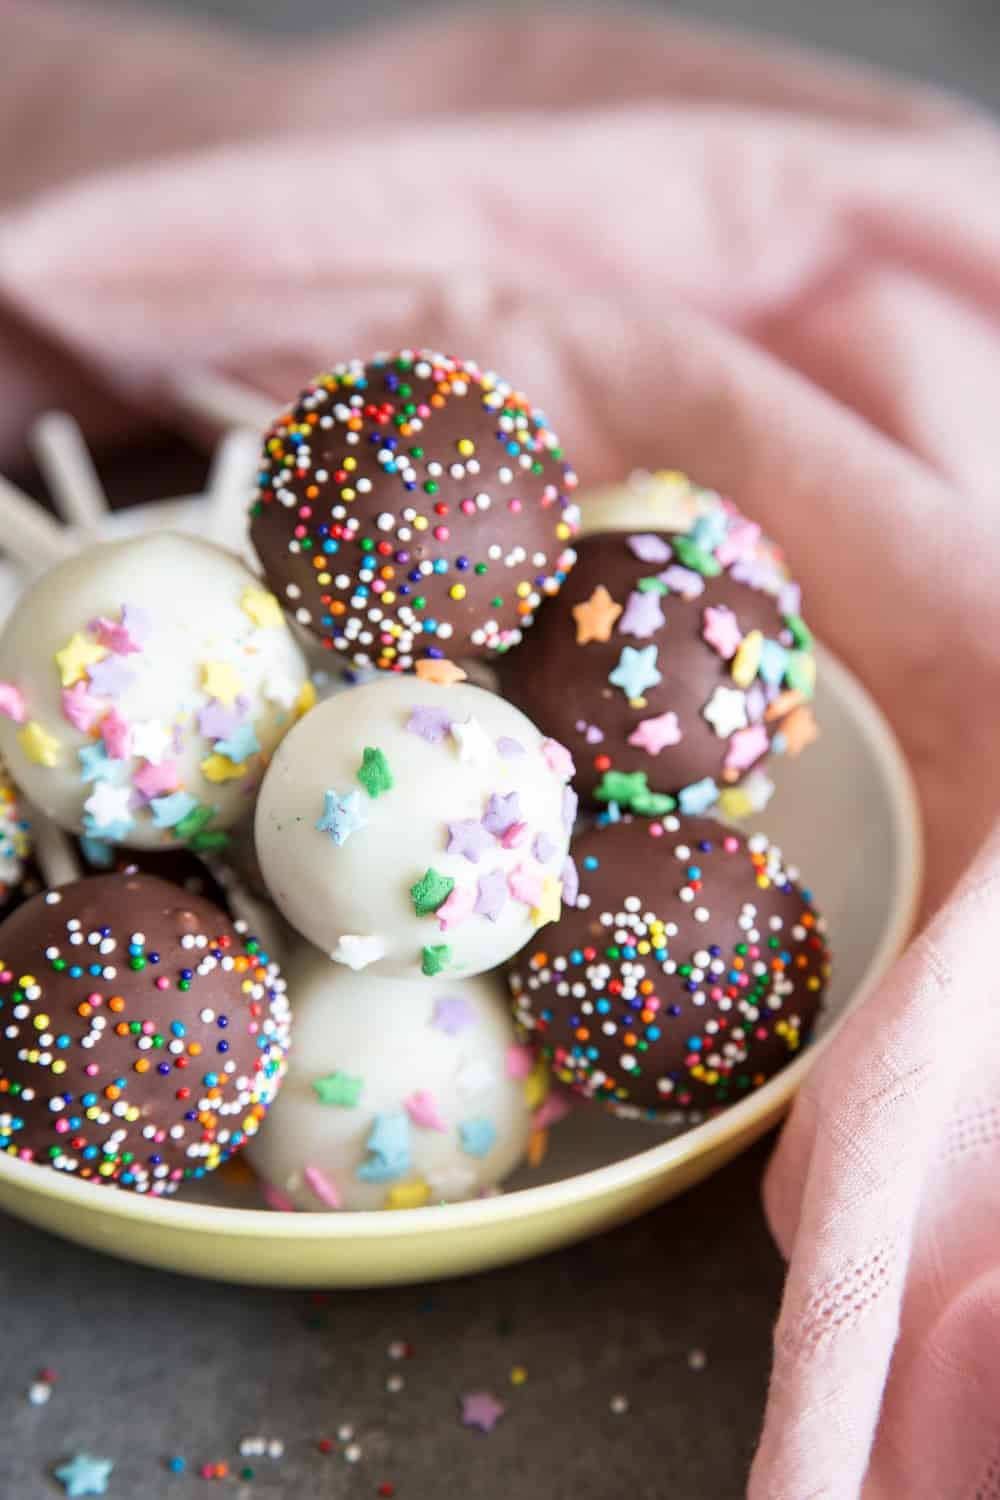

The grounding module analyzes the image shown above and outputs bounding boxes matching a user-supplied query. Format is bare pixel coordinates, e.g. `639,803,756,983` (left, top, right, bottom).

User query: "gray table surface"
5,3,998,1495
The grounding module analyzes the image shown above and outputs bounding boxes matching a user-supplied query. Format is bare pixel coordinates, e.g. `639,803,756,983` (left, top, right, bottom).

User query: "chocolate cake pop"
248,952,535,1212
498,474,817,818
0,871,290,1192
0,533,311,851
249,350,579,670
507,816,830,1117
254,674,575,979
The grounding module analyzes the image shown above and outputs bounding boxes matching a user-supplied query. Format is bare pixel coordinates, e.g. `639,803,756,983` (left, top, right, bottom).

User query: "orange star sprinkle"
571,585,623,645
415,659,468,685
780,705,820,757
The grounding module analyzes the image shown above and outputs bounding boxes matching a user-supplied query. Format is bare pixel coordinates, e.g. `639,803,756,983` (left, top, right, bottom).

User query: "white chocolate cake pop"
0,534,311,853
254,674,576,979
247,951,535,1211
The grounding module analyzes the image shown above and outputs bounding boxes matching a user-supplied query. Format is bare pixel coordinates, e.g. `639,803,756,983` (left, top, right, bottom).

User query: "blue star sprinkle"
316,789,368,847
460,1118,498,1158
608,644,662,700
678,778,720,815
213,722,260,764
54,1454,114,1498
356,1112,411,1182
150,791,198,829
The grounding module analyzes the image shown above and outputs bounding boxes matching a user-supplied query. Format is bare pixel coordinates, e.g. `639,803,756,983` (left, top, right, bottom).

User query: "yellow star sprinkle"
414,658,467,686
530,876,562,930
523,1057,551,1112
201,753,248,783
295,679,317,720
201,661,243,706
55,633,107,687
731,630,763,689
18,720,60,767
385,1180,432,1210
717,787,754,819
241,586,284,630
571,585,622,645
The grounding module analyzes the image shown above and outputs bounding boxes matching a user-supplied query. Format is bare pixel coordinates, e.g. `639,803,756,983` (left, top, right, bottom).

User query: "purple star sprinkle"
778,581,802,617
433,996,476,1034
496,736,525,758
745,681,767,724
121,603,151,647
86,656,135,699
475,869,508,923
659,564,704,598
627,533,672,564
618,589,666,639
197,701,241,740
407,705,453,742
482,790,522,838
562,784,579,833
447,819,497,863
533,832,557,864
460,1391,506,1433
730,556,772,591
561,856,580,907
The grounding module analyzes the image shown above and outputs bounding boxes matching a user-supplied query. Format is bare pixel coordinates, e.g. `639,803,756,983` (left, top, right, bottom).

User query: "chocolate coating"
250,351,579,669
497,504,817,816
0,873,290,1193
508,817,830,1117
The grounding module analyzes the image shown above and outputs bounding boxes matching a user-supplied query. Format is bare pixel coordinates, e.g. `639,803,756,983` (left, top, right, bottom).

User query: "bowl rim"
0,643,924,1240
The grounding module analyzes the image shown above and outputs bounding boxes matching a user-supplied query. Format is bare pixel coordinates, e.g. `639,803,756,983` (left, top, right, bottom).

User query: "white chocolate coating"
0,534,309,850
247,951,533,1211
254,676,574,980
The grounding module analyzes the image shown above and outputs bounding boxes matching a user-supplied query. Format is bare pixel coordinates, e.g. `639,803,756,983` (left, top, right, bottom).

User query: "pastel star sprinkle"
406,705,453,742
55,633,106,688
356,1112,410,1182
18,720,60,767
475,869,508,923
331,934,387,970
93,612,143,655
758,639,790,687
533,831,557,863
214,723,260,764
54,1454,114,1498
626,533,673,564
731,630,764,688
778,704,819,756
627,710,682,755
608,644,661,700
0,681,26,723
414,658,467,685
264,670,299,710
672,534,722,576
541,738,575,780
316,789,368,846
83,781,134,835
561,856,580,906
133,759,181,800
460,1391,506,1433
436,883,475,931
425,1165,477,1199
385,1180,432,1209
562,785,578,833
196,701,241,742
508,865,544,908
78,741,116,783
432,995,476,1034
86,656,135,699
482,791,523,838
724,723,770,773
200,660,243,707
303,1165,341,1208
678,777,720,815
460,1118,497,1158
531,876,562,929
784,650,817,700
506,1044,535,1079
313,1072,364,1107
571,584,622,644
702,605,743,660
421,944,452,977
150,791,198,828
200,752,248,783
411,868,456,917
450,716,493,768
703,685,749,738
618,589,665,639
173,801,218,842
496,736,525,758
405,1090,446,1131
357,746,394,798
659,564,704,599
241,585,284,629
99,709,131,760
447,819,496,862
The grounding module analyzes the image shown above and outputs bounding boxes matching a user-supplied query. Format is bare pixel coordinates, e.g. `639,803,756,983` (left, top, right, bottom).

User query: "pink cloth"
3,4,1000,1493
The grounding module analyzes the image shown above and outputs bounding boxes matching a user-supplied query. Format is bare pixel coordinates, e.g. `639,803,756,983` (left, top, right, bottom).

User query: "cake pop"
0,871,290,1192
248,952,536,1211
0,760,37,919
0,533,311,851
249,350,579,669
254,674,575,979
498,473,817,817
507,816,830,1117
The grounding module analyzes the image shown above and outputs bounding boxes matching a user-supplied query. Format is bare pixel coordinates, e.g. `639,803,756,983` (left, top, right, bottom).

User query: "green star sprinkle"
188,829,230,853
630,788,677,816
636,576,669,594
672,535,722,577
784,650,817,700
783,615,814,651
594,769,650,808
174,802,217,842
421,944,452,977
313,1072,364,1108
410,868,456,917
357,746,394,798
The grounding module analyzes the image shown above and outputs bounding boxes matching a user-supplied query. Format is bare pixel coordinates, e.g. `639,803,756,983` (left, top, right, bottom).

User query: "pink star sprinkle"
405,1090,447,1131
61,681,104,734
506,1044,534,1080
460,1391,506,1433
99,709,131,760
715,518,761,566
0,682,26,723
627,711,682,755
93,613,143,656
541,737,575,781
508,865,544,907
436,883,475,932
702,605,743,660
724,723,770,773
133,759,181,801
500,821,529,850
303,1165,341,1209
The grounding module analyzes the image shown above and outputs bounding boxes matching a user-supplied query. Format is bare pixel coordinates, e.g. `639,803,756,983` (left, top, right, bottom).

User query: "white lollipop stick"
168,367,277,435
26,805,81,889
204,428,261,550
0,472,74,570
29,411,109,537
204,857,288,967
